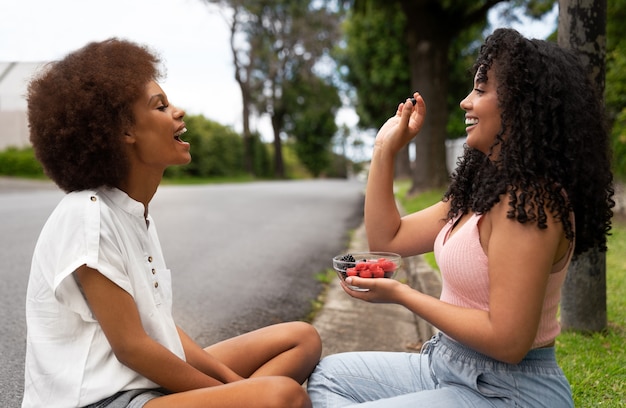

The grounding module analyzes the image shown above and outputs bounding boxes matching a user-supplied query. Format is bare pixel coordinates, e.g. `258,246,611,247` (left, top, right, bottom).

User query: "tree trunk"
557,0,608,332
228,7,254,175
561,248,607,332
400,2,451,193
241,87,254,175
271,113,285,178
395,145,412,179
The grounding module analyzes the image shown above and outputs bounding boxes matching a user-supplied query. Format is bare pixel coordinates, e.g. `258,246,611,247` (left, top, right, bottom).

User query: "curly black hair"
27,38,162,192
444,28,614,256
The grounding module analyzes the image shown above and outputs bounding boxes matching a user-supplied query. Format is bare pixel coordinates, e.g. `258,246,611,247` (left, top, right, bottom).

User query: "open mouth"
174,127,188,142
465,117,478,126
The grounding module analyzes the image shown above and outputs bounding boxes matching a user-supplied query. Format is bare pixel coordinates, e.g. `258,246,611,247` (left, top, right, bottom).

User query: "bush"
611,107,626,180
164,115,245,179
0,146,44,177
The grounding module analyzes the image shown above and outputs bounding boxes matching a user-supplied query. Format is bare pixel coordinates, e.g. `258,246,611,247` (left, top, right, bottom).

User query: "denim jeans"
307,333,574,407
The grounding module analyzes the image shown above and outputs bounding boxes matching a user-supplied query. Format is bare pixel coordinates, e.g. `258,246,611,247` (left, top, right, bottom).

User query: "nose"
173,105,185,120
459,93,471,111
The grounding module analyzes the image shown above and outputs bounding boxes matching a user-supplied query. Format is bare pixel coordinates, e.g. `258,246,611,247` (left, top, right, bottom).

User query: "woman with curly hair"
307,28,613,407
23,38,320,408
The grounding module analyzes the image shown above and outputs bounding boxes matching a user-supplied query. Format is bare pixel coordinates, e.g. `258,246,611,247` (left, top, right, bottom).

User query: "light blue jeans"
307,333,574,407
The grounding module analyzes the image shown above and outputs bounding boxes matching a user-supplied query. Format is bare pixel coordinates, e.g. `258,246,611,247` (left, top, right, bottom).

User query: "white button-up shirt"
23,187,184,408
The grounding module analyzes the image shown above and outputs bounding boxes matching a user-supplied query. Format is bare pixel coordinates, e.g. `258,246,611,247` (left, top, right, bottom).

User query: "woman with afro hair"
23,38,321,408
307,28,613,407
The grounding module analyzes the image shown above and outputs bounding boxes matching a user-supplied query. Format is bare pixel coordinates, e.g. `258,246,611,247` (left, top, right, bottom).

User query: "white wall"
0,62,46,149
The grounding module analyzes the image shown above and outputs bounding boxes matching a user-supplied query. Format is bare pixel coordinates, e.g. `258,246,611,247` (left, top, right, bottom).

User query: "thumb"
345,276,369,290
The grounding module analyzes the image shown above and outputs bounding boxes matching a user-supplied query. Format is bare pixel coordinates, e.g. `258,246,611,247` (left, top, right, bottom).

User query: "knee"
292,321,322,356
265,377,311,408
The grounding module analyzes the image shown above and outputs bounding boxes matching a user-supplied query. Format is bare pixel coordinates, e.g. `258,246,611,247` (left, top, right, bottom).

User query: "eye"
474,88,485,95
157,104,169,112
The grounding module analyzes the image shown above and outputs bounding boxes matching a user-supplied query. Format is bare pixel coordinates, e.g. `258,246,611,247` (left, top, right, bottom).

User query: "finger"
396,102,405,116
412,92,426,117
345,276,371,290
395,98,414,134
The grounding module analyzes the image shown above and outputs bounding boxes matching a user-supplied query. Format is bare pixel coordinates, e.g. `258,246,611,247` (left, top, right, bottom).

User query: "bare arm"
176,325,243,383
365,93,449,256
75,266,241,391
347,197,565,363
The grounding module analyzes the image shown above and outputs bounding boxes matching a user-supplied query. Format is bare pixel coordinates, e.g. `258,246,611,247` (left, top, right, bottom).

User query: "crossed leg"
145,321,321,408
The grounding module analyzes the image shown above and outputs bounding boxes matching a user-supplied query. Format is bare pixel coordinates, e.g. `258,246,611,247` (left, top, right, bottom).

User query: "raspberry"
378,259,396,272
370,265,385,278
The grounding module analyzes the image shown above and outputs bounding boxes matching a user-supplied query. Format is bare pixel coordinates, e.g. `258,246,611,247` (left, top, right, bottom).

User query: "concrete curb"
312,222,441,358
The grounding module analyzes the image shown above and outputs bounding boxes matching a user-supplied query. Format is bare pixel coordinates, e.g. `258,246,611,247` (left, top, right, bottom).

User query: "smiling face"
459,67,502,155
125,81,191,173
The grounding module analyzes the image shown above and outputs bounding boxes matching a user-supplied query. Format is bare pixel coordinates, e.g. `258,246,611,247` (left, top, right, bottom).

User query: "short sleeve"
48,192,133,320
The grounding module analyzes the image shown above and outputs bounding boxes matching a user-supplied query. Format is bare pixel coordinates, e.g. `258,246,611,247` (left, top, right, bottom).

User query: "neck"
117,169,163,217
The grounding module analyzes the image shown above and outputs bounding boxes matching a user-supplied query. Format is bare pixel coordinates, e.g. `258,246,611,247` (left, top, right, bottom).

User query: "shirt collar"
97,186,147,220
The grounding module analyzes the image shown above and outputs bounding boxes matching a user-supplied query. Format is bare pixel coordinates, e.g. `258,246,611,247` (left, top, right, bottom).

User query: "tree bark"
271,113,285,178
557,0,608,332
400,1,452,193
228,6,254,175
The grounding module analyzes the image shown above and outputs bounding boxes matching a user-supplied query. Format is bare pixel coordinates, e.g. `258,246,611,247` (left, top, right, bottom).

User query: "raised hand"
374,92,426,155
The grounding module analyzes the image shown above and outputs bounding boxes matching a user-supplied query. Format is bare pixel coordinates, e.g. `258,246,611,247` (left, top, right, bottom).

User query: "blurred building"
0,62,46,150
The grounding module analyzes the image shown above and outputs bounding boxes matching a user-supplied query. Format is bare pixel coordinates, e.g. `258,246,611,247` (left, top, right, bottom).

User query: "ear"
123,130,137,145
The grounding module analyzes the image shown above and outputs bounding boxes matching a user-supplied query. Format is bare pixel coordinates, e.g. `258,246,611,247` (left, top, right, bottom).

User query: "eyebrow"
147,93,166,106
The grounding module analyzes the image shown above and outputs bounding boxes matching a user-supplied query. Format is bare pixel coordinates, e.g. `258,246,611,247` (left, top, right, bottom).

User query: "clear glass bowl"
332,251,401,291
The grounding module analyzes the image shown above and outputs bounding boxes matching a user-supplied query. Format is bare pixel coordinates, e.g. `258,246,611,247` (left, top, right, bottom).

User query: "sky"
0,0,558,143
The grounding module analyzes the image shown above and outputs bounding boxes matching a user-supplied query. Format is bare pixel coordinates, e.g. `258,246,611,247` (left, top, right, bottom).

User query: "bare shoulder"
484,192,569,263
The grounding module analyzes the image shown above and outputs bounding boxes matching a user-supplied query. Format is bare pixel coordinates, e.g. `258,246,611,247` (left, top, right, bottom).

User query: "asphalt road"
0,178,365,407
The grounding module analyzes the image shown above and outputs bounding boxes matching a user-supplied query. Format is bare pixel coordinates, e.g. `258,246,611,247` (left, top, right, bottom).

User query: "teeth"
465,118,478,125
174,127,187,137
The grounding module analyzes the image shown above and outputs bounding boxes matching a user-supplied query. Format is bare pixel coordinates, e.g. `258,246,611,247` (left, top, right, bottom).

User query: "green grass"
395,181,626,406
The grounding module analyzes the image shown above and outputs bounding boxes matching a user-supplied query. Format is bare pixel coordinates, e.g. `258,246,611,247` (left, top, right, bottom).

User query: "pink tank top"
433,212,573,348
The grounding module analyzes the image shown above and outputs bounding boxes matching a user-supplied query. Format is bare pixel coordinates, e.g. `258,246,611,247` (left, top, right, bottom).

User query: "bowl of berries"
332,252,402,291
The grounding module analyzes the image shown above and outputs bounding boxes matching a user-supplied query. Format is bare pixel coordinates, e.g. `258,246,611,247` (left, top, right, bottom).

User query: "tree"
558,0,609,332
207,1,257,175
343,0,556,193
338,2,413,178
284,74,342,177
204,0,344,178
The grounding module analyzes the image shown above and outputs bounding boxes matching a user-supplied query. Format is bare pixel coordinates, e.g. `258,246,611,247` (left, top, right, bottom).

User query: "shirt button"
148,256,153,262
154,281,159,288
152,268,156,275
90,196,97,202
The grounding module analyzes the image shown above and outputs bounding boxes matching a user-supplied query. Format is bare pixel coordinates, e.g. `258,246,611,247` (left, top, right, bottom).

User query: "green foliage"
250,132,273,178
285,75,342,177
281,141,313,179
338,2,410,129
611,108,626,180
0,146,44,177
446,25,486,138
164,115,264,179
606,0,626,179
226,0,344,178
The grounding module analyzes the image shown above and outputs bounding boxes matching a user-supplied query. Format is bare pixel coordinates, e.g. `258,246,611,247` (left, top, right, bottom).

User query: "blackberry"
339,254,356,270
340,254,355,263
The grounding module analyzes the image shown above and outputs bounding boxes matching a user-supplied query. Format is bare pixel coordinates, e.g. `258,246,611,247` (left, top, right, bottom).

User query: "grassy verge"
395,181,626,405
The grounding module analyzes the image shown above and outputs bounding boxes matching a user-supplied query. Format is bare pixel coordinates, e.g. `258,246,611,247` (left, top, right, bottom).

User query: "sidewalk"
312,222,442,358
